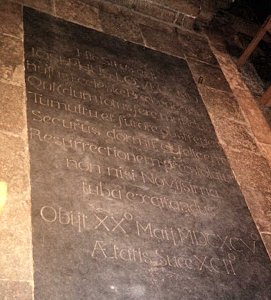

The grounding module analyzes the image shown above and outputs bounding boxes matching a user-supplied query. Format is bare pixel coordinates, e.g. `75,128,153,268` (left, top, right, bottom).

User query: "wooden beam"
237,16,271,66
261,85,271,106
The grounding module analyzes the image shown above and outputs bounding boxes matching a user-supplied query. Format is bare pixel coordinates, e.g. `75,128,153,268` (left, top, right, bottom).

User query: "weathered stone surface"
262,233,271,260
80,0,101,8
135,1,176,23
0,82,25,134
234,87,271,145
226,149,271,192
99,8,144,44
212,118,259,153
182,15,196,31
208,45,271,144
0,0,23,38
104,0,202,20
207,31,228,54
177,29,218,65
197,86,245,123
83,0,175,33
214,52,249,91
24,8,271,299
141,24,217,64
108,0,177,23
155,0,200,17
175,12,185,26
98,1,174,41
187,58,231,92
0,280,32,300
129,8,175,32
140,24,185,57
262,104,271,130
176,13,199,32
198,0,217,22
258,143,271,168
0,34,24,86
239,61,265,98
55,0,101,30
0,197,33,281
0,131,32,281
197,87,257,154
0,132,29,197
14,0,54,13
241,189,271,234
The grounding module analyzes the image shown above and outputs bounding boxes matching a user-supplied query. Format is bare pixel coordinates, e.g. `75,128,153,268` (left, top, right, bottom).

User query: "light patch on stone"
0,181,7,213
129,285,146,297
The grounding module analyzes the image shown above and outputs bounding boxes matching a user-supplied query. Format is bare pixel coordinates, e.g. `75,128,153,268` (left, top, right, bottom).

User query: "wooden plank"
237,16,271,66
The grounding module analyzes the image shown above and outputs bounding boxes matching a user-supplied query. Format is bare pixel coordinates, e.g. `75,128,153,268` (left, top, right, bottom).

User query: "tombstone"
24,7,271,299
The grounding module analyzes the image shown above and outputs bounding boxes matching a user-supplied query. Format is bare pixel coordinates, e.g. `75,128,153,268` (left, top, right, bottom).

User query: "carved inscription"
25,8,271,300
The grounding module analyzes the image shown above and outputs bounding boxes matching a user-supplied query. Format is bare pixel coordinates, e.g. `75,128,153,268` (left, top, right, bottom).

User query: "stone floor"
0,0,271,298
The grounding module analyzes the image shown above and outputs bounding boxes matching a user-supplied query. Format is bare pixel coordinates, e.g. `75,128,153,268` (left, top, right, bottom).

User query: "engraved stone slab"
24,7,271,300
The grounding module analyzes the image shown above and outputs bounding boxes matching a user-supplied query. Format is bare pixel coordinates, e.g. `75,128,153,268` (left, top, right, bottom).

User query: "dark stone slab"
24,7,271,300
